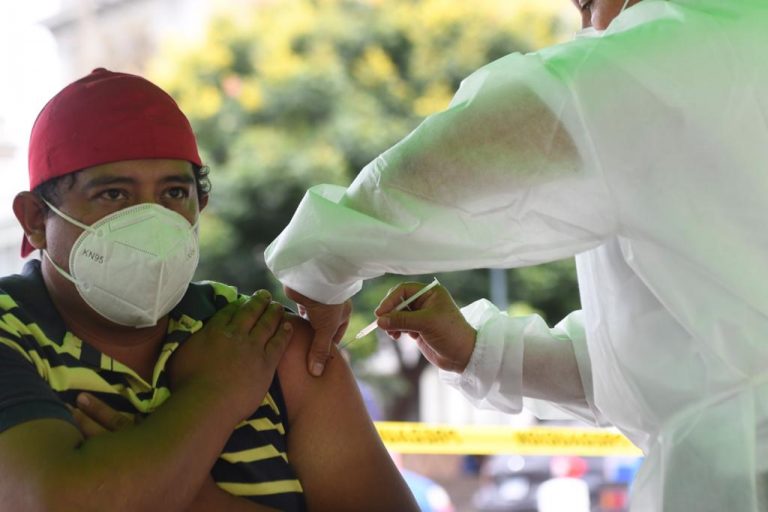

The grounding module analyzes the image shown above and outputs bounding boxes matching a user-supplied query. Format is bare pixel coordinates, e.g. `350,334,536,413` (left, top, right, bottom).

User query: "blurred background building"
46,0,215,81
0,116,21,274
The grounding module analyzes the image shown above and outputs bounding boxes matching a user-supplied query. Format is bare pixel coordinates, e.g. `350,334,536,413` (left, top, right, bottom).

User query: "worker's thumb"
307,331,331,377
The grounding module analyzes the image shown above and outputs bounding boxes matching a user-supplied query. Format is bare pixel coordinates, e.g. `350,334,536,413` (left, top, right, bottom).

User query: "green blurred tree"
149,0,579,420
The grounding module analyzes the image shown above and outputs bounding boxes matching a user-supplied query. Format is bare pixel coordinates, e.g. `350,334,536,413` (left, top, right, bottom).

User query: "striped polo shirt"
0,260,306,511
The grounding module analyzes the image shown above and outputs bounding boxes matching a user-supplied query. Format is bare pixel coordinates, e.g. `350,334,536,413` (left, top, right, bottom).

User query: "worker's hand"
284,286,352,377
169,290,294,422
375,282,477,373
67,392,138,438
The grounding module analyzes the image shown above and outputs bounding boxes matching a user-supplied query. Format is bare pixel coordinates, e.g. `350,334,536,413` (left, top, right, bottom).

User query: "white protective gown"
265,1,768,510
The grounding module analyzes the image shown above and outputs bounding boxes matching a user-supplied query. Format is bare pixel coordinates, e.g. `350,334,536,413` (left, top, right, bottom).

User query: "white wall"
48,0,214,81
0,115,28,277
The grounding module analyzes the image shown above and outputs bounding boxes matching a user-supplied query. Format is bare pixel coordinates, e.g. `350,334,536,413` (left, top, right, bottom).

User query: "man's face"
44,158,205,273
571,0,642,30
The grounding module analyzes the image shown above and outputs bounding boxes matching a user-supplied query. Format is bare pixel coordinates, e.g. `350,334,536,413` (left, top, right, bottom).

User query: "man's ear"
13,192,48,252
199,193,209,212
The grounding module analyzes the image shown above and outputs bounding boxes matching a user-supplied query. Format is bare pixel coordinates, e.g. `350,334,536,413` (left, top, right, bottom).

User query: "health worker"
265,0,768,511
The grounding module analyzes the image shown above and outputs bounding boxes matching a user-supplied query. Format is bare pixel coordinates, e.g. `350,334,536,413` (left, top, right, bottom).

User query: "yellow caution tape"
374,421,643,457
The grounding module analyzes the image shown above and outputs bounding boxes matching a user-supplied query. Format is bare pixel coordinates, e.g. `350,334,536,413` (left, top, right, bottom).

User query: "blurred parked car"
472,454,641,512
401,469,455,512
355,380,455,511
472,455,550,512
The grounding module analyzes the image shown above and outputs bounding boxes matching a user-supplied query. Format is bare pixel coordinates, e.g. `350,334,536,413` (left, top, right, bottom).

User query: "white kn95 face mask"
42,201,200,328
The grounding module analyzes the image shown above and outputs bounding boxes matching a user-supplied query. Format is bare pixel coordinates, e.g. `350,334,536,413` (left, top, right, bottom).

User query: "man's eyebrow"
160,174,196,185
82,173,195,190
82,175,137,190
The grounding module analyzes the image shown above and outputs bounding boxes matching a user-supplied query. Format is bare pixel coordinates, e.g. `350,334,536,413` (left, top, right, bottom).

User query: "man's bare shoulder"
279,312,314,374
277,311,353,422
273,310,419,511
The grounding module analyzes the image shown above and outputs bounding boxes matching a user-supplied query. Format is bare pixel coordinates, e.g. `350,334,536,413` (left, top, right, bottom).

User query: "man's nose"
136,188,160,206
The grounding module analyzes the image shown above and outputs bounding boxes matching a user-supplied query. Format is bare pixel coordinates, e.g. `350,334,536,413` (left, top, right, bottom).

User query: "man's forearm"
48,383,241,512
185,477,280,512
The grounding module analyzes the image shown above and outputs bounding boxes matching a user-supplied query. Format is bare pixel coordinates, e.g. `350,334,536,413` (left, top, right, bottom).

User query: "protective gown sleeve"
441,300,608,425
264,48,617,304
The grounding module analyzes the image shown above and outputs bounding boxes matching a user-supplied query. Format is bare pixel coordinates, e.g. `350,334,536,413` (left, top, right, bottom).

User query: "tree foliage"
150,0,580,419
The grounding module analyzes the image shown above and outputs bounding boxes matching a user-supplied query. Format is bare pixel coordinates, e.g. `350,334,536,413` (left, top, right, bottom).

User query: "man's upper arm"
277,317,418,512
0,342,83,508
0,418,83,506
0,342,75,433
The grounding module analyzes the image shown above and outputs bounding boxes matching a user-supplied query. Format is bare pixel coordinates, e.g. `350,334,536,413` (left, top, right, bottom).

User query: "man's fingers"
265,321,294,362
230,290,273,333
68,405,109,438
248,302,285,343
67,403,109,438
207,299,243,330
76,393,134,432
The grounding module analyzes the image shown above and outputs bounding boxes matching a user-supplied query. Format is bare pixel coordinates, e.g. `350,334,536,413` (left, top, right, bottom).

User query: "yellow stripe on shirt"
241,416,286,435
220,444,288,464
217,479,304,496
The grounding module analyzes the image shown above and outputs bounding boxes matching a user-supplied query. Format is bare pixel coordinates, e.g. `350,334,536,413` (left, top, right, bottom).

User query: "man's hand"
68,392,137,438
169,290,294,423
375,282,477,373
283,286,352,377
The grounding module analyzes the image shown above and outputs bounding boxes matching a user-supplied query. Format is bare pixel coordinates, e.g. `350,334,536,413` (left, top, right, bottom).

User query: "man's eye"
580,0,593,11
166,187,190,199
100,189,126,200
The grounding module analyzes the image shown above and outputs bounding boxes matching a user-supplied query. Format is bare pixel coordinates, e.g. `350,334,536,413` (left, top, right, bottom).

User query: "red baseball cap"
22,68,202,257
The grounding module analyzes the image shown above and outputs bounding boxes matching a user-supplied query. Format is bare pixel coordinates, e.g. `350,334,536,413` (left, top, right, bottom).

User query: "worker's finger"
283,287,351,376
377,309,431,334
331,302,352,344
307,329,333,377
332,320,349,344
374,282,429,316
386,330,402,340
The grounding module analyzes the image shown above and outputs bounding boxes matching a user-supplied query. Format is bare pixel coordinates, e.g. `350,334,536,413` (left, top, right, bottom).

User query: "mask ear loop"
40,200,92,286
42,249,80,285
42,200,94,232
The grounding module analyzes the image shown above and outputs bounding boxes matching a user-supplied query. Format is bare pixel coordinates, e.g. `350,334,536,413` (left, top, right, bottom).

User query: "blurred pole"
489,268,509,310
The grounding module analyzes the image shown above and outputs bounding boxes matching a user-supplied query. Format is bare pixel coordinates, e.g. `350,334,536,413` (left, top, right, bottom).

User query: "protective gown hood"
266,1,768,510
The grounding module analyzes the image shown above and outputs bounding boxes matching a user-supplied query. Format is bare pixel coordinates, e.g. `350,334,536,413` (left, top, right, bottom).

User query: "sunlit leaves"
147,0,578,314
